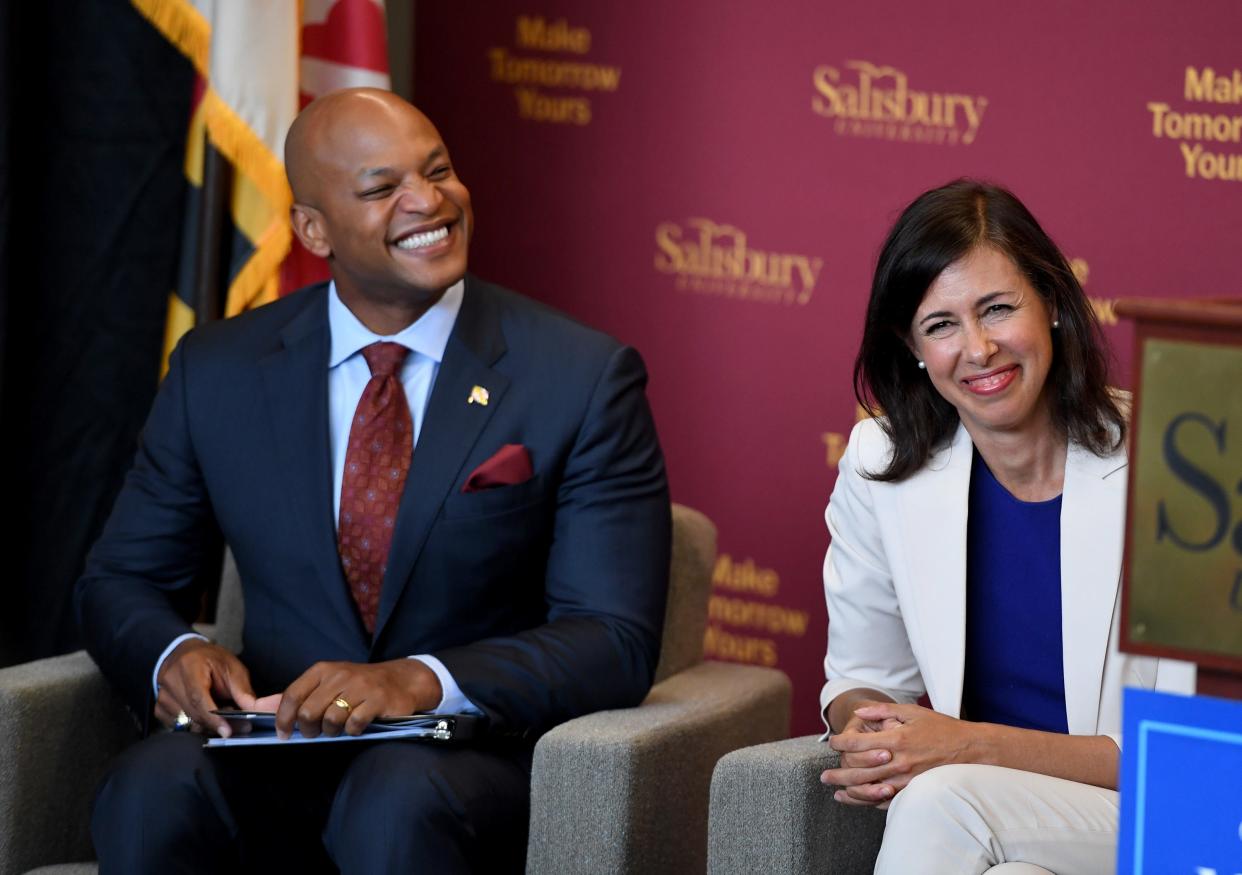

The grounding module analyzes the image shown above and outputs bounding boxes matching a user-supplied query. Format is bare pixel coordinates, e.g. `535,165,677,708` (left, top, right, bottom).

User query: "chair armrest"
708,735,886,875
527,661,791,875
0,651,139,874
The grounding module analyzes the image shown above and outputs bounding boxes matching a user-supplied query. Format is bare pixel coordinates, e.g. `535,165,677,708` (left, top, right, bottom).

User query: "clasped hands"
820,701,978,808
154,638,443,739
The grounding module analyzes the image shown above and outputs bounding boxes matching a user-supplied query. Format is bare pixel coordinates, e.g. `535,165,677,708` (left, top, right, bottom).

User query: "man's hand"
273,659,443,740
822,703,976,807
155,638,257,737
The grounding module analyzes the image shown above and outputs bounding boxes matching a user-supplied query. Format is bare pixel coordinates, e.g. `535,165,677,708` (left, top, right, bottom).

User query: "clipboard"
204,711,481,748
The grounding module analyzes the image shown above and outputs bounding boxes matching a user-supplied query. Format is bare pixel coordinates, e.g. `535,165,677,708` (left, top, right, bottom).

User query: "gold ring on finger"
332,697,353,713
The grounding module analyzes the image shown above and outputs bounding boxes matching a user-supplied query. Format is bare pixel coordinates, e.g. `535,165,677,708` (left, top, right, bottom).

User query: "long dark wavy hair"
853,179,1126,482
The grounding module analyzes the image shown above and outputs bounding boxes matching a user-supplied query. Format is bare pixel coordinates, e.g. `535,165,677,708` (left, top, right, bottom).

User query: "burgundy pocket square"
462,444,533,493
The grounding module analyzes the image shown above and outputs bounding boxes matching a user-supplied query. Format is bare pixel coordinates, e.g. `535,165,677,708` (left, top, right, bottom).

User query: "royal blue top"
961,450,1069,734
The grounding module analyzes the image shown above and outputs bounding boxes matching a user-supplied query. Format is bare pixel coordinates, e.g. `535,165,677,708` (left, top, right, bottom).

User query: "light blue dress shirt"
154,280,480,716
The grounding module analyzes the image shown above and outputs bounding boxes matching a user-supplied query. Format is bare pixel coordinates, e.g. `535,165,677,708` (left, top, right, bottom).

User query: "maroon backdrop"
412,0,1242,735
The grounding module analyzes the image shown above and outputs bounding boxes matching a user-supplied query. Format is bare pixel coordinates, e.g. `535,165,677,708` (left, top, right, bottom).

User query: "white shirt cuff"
152,632,209,697
410,654,482,715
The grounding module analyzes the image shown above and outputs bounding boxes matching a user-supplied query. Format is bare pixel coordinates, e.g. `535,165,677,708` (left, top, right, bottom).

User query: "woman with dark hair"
818,179,1193,873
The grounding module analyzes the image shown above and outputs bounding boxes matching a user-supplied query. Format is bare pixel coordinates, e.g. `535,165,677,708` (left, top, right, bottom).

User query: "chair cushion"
655,504,716,683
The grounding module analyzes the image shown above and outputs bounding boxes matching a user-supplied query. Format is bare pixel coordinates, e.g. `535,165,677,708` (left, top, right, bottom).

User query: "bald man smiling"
77,89,670,873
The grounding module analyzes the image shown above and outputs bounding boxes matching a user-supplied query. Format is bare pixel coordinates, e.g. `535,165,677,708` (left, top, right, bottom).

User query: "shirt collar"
327,279,464,369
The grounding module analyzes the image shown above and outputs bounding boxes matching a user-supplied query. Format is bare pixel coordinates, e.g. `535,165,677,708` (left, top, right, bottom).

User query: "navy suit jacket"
76,276,671,738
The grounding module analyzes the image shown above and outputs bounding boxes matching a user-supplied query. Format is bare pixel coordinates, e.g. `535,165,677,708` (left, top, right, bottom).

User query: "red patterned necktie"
338,341,413,633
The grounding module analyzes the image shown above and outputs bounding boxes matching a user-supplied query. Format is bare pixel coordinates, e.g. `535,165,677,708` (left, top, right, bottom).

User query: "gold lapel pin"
468,385,490,406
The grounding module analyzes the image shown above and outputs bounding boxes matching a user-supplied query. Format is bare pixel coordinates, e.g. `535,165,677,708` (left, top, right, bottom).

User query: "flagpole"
194,138,231,324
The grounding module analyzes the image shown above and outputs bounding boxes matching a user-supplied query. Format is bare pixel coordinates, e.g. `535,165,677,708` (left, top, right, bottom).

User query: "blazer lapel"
373,278,511,640
895,423,973,716
1059,440,1127,734
258,289,364,639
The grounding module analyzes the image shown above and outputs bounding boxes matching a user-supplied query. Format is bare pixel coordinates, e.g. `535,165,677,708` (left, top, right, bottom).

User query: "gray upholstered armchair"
707,735,886,875
0,503,791,875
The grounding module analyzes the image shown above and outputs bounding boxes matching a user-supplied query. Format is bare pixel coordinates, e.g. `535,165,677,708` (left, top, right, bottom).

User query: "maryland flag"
132,0,391,372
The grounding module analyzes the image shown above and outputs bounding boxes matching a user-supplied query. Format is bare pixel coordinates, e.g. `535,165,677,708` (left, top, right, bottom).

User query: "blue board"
1118,687,1242,874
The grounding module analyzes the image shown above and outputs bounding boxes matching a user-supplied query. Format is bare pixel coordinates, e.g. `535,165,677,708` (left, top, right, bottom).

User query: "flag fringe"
130,0,210,77
225,223,289,317
201,88,292,215
198,88,293,316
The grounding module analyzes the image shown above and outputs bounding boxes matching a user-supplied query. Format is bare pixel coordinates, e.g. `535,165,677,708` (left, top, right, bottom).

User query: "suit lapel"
896,423,973,716
1059,441,1127,734
373,278,511,640
258,288,364,639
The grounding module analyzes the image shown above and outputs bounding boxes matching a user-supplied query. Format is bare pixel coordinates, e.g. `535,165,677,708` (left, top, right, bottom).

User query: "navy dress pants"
90,732,533,874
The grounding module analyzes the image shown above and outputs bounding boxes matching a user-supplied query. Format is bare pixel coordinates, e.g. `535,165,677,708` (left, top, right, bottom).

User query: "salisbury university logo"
654,218,823,306
812,60,988,146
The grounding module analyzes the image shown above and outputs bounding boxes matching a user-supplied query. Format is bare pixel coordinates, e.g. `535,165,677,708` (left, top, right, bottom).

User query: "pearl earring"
1052,320,1060,329
917,361,926,370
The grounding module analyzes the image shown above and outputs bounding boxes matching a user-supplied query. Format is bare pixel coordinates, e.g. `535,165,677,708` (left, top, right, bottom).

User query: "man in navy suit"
76,88,670,873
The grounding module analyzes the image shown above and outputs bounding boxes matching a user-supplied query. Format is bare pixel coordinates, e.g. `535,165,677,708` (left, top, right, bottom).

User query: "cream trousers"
873,764,1119,875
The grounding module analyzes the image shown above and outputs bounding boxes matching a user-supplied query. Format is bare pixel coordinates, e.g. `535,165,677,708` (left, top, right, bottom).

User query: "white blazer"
821,417,1194,746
